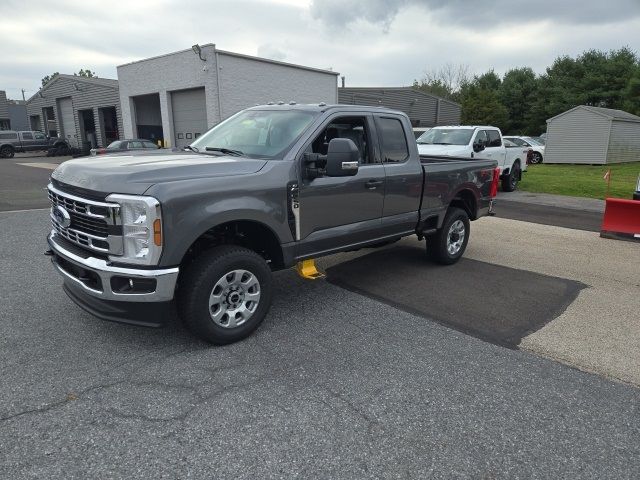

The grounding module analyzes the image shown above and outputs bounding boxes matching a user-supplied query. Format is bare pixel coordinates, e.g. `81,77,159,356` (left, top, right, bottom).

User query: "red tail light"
98,148,107,154
490,167,500,198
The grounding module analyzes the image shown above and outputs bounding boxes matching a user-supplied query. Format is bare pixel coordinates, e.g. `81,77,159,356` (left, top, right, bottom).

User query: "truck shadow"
325,245,587,348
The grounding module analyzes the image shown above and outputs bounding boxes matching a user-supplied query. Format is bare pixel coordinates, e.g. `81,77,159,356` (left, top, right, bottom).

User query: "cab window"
486,130,502,147
310,116,373,164
377,117,409,163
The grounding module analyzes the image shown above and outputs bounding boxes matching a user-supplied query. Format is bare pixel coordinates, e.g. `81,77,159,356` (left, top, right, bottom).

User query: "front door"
297,114,385,257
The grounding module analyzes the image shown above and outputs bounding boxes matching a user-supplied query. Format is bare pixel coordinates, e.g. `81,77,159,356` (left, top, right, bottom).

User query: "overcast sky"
1,0,639,100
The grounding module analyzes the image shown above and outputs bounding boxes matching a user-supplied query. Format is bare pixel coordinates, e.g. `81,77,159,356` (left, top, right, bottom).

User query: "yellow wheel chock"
296,259,325,280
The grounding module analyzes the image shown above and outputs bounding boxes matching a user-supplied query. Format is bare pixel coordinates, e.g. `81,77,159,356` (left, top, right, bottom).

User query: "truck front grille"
48,184,122,255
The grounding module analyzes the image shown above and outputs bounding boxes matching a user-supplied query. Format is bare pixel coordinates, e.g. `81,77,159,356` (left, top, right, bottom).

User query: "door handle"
365,179,383,189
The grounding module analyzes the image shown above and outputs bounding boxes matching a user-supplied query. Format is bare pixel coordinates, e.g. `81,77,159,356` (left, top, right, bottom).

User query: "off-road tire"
177,245,273,344
427,207,470,265
0,145,14,158
501,161,520,192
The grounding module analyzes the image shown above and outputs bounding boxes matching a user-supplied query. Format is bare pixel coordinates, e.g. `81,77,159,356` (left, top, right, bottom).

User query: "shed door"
171,88,207,149
57,97,76,146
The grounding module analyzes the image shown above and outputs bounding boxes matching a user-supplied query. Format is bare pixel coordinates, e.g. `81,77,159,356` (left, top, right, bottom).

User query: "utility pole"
21,89,25,101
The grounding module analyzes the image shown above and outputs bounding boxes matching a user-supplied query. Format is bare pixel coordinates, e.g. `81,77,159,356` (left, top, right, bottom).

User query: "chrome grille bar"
47,183,122,256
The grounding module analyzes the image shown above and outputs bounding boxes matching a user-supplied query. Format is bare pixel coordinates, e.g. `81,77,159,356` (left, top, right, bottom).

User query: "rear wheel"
0,145,14,158
530,152,543,164
177,245,273,344
427,207,470,265
501,161,521,192
55,143,70,156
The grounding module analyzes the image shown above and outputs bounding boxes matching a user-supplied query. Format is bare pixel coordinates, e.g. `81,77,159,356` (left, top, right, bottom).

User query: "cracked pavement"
1,210,640,479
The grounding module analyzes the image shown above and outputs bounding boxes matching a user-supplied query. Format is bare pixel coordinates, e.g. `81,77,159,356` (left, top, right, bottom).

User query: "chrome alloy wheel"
208,269,261,328
446,220,466,256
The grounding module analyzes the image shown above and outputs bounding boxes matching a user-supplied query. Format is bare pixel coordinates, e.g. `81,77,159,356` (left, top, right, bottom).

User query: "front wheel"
0,145,14,158
177,245,273,344
501,162,521,192
427,207,470,265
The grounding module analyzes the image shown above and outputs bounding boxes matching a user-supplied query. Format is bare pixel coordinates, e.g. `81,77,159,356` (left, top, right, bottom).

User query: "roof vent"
318,102,326,107
277,101,285,105
289,101,297,105
267,102,275,105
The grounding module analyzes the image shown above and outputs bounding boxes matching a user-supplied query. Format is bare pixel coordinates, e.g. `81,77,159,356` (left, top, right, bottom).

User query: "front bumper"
47,231,179,326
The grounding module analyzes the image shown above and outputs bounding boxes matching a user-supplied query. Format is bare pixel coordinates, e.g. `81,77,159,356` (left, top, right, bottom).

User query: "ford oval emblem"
52,205,71,228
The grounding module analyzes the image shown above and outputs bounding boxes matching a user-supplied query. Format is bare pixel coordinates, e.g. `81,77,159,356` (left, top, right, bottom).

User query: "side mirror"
325,138,359,176
473,140,485,153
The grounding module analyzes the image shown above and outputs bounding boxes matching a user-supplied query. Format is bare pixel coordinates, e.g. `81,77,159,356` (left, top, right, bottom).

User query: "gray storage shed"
545,106,640,164
338,87,461,127
117,44,340,149
26,74,123,148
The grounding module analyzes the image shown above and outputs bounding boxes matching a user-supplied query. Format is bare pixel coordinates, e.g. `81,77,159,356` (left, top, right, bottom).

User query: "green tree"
41,72,59,87
75,69,96,78
499,67,538,134
460,84,508,130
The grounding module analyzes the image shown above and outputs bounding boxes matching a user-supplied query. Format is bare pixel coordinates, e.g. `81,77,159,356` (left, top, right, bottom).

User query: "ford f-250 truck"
46,104,499,344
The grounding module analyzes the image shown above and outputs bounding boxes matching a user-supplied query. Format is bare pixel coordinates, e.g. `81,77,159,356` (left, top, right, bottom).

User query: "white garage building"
117,44,339,148
545,105,640,164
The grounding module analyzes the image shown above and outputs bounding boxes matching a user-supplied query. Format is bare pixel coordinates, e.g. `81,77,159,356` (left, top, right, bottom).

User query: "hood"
51,152,268,195
417,144,471,157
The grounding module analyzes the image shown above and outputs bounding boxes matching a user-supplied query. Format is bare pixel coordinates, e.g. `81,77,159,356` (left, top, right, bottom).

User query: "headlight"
106,194,163,265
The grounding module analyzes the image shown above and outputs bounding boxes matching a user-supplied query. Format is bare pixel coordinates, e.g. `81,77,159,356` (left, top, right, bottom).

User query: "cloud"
257,44,288,61
310,0,640,29
0,0,639,99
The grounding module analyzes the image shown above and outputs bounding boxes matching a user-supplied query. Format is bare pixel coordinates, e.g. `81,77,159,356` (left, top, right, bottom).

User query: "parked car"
412,127,431,139
90,139,160,156
417,125,525,191
0,130,70,158
503,136,545,164
45,104,499,345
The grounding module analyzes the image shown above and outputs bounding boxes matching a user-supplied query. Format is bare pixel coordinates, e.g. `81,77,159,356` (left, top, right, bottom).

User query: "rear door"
482,129,506,169
296,113,386,257
19,132,35,151
376,115,423,235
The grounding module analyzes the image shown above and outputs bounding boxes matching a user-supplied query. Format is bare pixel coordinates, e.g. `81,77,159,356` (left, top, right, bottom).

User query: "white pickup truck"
417,126,526,192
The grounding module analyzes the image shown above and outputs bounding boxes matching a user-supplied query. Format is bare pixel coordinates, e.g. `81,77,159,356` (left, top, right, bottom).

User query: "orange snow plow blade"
600,198,640,242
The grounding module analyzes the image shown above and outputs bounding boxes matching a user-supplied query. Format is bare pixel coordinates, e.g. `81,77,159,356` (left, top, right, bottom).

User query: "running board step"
296,259,325,280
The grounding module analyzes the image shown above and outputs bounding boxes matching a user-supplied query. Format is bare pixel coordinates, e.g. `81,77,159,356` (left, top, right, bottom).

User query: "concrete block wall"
117,44,220,148
216,51,338,120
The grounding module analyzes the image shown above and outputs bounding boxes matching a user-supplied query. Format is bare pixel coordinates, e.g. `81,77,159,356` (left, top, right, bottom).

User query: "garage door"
171,88,207,149
57,97,76,147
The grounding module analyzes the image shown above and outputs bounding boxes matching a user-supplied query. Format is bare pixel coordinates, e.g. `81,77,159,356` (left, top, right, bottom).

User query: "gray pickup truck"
46,104,499,344
0,130,70,158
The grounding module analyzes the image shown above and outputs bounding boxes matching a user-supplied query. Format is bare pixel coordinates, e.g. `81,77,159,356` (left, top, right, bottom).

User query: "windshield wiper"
205,147,244,157
183,145,199,152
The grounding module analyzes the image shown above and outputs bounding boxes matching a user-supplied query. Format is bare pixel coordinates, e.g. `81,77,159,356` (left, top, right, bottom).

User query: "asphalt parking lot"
0,153,69,212
2,207,640,478
1,155,639,478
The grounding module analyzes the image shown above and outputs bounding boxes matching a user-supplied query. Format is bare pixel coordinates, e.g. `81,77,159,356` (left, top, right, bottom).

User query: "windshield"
417,128,474,146
190,109,319,159
523,137,543,146
107,140,125,149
